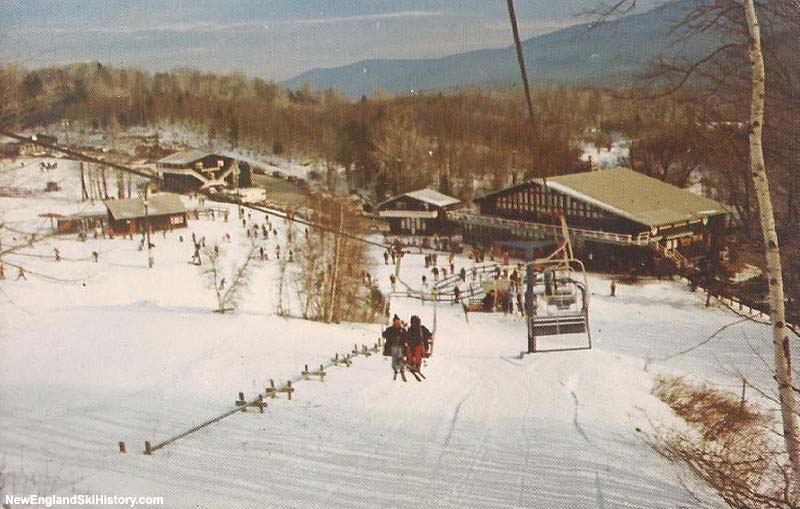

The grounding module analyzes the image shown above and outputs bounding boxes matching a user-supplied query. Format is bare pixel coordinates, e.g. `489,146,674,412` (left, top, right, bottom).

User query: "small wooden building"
54,212,107,235
0,141,21,158
377,188,460,235
455,168,729,270
157,150,237,192
20,133,58,156
104,193,188,236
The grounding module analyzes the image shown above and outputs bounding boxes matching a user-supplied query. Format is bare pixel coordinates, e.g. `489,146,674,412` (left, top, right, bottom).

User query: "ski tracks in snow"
559,374,591,444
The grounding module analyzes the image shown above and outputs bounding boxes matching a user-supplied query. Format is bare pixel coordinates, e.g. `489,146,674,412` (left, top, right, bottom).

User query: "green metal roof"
544,168,728,228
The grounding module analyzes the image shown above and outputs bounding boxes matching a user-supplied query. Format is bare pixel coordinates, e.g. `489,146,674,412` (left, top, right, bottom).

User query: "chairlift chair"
521,213,592,354
524,258,591,353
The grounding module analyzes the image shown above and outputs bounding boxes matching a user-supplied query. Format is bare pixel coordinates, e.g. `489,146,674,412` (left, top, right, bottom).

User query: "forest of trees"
0,12,796,243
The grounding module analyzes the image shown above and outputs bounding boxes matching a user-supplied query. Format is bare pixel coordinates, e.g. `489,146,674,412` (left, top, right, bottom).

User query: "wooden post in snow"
743,0,800,496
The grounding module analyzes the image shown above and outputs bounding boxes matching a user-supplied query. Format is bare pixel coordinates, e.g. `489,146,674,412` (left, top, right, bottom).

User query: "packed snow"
0,156,788,508
579,140,629,169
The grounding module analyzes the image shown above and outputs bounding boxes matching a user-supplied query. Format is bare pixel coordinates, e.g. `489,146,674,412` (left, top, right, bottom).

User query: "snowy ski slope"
0,157,787,508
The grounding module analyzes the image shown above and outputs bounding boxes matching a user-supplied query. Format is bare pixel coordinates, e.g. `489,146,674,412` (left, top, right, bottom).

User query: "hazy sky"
0,0,660,81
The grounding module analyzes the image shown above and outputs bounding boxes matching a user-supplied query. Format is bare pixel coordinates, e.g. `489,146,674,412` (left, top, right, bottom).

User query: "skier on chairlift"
382,314,407,381
406,315,431,374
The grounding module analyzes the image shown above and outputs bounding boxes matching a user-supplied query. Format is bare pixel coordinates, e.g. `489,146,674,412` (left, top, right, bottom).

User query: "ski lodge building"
156,150,237,193
377,188,460,235
452,168,729,271
104,193,188,236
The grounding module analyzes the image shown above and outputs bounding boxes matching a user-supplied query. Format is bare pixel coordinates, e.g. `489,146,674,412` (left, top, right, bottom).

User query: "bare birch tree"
742,0,800,495
587,0,800,496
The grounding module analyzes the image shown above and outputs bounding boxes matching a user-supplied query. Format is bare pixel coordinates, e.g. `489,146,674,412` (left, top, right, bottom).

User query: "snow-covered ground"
34,122,334,188
0,157,787,508
579,140,629,169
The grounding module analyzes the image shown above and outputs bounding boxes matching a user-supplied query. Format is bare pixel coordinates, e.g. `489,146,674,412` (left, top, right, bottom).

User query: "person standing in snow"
191,243,202,265
483,290,496,312
382,315,407,381
16,266,27,280
516,285,525,316
53,248,61,262
503,289,514,315
92,251,99,263
389,273,397,292
610,279,617,297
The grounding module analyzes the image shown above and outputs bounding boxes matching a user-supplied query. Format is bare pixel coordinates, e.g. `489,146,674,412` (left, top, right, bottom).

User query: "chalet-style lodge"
157,150,237,193
377,188,460,235
451,168,729,271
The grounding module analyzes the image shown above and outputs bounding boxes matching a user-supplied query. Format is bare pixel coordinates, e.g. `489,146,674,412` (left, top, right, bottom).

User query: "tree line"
0,47,795,242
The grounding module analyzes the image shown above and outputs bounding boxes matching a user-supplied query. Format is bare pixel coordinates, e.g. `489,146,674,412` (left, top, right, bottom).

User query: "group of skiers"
381,314,432,382
386,235,458,254
469,246,511,266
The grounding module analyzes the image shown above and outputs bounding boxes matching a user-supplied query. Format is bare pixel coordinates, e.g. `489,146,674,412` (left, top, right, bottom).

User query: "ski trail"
595,469,606,509
559,377,591,444
569,389,590,443
515,369,535,508
319,386,419,503
447,373,500,508
442,381,479,447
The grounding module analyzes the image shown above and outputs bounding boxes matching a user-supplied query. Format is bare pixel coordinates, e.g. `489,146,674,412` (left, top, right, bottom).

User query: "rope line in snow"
140,341,384,455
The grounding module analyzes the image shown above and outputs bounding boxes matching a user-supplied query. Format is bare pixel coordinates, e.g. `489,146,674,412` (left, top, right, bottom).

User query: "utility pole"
327,203,344,323
143,186,153,268
100,166,108,199
79,162,88,201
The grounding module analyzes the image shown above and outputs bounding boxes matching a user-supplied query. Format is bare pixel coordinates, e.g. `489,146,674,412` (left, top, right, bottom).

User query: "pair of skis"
394,369,426,382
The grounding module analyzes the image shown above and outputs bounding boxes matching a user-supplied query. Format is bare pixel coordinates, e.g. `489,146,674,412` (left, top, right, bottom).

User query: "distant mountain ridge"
283,0,719,97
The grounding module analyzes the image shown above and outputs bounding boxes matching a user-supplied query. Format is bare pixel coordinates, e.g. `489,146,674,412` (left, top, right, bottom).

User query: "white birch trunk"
743,0,800,497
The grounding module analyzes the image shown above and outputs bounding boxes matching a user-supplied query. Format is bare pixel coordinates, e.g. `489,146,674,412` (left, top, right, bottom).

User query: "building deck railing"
449,211,653,246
